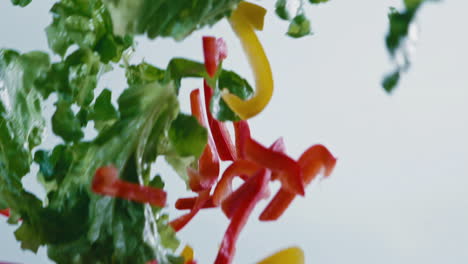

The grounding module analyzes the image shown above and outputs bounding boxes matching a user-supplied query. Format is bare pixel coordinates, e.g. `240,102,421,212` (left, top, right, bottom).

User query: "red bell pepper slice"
268,137,286,181
92,166,167,208
259,145,337,221
220,168,270,219
212,159,261,207
146,261,157,264
298,144,337,180
233,120,250,159
175,196,216,210
188,89,220,192
269,137,286,153
233,120,303,195
169,190,211,232
244,137,304,196
0,208,10,217
215,169,270,264
202,36,236,161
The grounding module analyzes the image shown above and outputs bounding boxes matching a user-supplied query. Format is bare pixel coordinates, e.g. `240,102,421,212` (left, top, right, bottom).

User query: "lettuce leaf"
46,0,132,60
103,0,243,40
383,0,434,92
11,0,32,7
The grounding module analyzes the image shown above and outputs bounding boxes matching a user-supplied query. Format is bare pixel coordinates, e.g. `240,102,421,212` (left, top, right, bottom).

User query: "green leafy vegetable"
383,0,434,92
0,50,49,178
46,0,132,60
11,0,32,7
211,70,254,121
287,13,312,38
169,113,208,158
273,0,329,38
88,88,119,131
102,0,244,40
52,100,85,142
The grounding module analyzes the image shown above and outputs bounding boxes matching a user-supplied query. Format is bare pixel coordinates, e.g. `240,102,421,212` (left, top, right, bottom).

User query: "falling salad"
0,0,428,263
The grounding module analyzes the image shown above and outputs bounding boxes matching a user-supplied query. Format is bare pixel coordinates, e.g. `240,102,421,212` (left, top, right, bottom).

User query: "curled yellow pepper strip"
181,245,194,263
257,247,305,264
223,1,273,119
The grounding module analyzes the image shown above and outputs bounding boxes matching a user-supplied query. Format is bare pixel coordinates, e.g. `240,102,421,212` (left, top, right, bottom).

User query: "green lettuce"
383,0,435,92
103,0,243,40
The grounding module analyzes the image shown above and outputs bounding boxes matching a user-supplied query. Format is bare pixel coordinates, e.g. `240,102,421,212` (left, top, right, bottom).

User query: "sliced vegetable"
202,37,237,161
233,120,251,159
244,137,304,196
257,247,305,264
215,169,271,264
0,208,10,217
92,166,167,208
260,145,337,221
181,245,198,264
187,89,220,192
222,2,274,119
175,197,216,211
212,160,261,206
169,190,211,232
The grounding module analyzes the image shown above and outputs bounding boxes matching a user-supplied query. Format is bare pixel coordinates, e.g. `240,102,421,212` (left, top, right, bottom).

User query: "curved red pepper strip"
202,36,236,161
244,137,304,196
188,89,220,192
212,159,261,207
259,145,337,221
175,196,216,210
169,190,210,232
0,208,10,217
215,169,270,264
170,90,221,231
234,120,303,195
92,166,167,208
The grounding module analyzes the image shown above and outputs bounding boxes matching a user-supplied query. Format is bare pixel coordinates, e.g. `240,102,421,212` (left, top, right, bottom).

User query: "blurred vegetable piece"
222,1,274,119
257,246,305,264
92,166,167,207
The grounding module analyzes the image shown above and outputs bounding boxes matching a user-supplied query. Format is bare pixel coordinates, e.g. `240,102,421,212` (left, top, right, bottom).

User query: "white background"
1,0,467,263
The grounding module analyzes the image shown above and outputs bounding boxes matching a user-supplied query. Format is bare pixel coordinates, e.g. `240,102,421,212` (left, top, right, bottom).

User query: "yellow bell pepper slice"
257,247,305,264
181,245,194,263
223,1,274,120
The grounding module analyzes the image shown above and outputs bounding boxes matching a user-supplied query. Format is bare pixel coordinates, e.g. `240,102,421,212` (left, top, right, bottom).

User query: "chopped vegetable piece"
170,190,211,232
269,137,286,153
0,208,10,217
234,119,303,195
92,166,167,208
260,145,336,221
298,144,337,180
175,197,216,210
181,245,194,263
222,2,274,119
212,160,261,206
268,137,287,181
215,169,271,264
234,120,251,159
202,37,237,161
257,247,305,264
244,137,304,196
188,89,220,192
